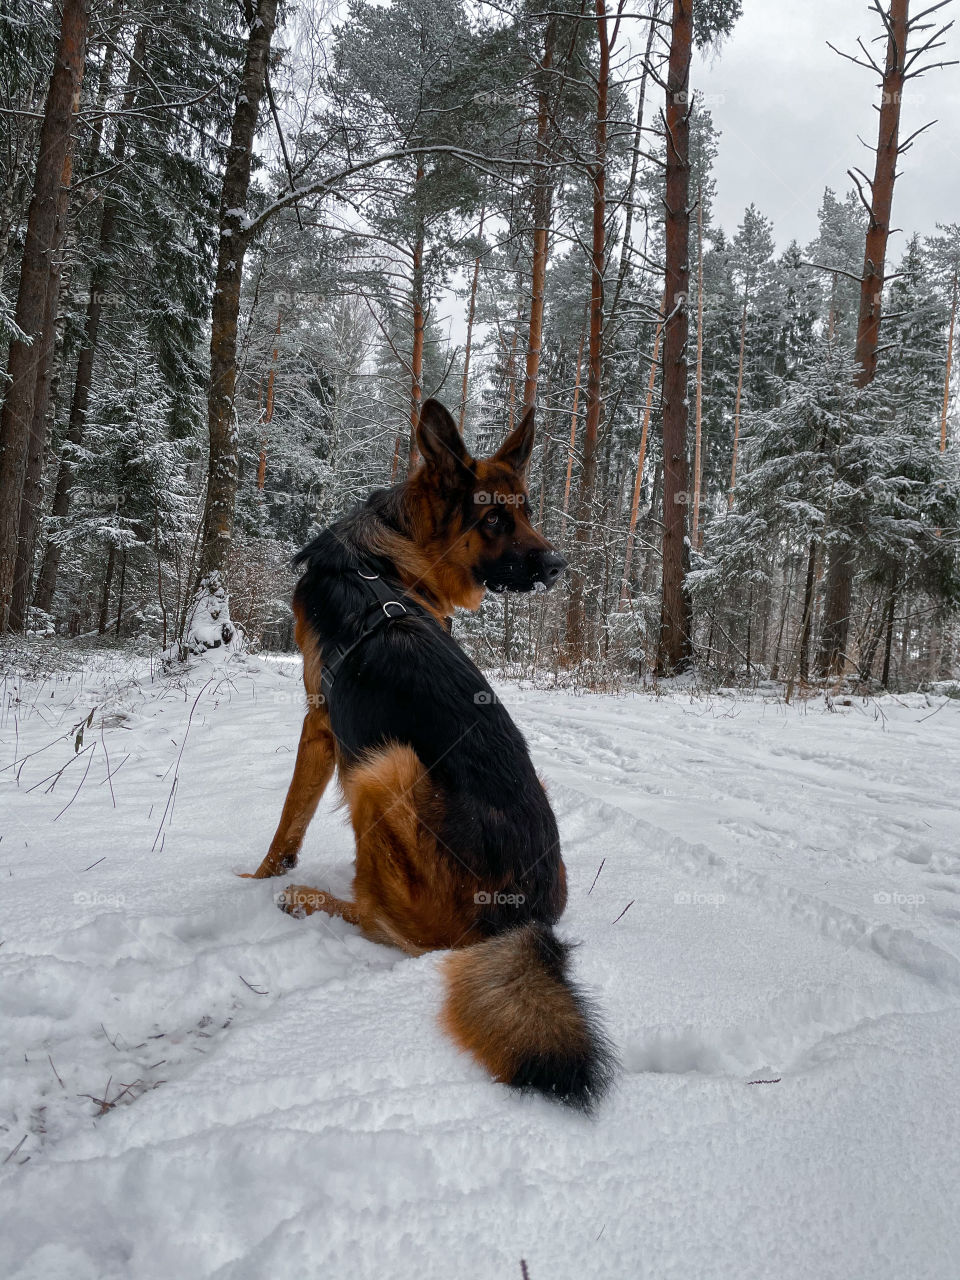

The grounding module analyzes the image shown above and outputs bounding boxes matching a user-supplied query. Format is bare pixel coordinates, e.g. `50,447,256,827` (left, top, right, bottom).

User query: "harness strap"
319,566,437,703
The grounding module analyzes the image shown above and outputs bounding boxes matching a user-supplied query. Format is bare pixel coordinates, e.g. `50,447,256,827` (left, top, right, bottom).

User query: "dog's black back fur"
293,492,566,935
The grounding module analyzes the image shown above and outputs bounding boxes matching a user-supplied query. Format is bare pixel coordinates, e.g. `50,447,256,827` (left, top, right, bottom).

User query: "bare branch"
897,118,938,152
798,259,865,284
903,56,959,78
848,168,876,222
826,39,883,76
265,69,303,232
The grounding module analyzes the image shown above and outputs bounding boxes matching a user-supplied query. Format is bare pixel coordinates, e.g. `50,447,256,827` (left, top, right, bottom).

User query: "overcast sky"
692,0,960,250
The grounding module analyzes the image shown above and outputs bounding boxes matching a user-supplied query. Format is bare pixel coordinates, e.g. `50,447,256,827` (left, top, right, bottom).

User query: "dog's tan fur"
441,924,586,1083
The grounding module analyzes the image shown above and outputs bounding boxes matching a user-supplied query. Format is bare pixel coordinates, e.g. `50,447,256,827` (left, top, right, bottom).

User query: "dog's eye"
484,510,500,528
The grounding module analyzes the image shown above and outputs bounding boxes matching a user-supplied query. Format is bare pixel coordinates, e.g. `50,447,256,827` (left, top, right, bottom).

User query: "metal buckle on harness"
322,564,434,699
356,568,406,617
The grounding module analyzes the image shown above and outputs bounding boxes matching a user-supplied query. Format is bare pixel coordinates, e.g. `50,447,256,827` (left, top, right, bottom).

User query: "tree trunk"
817,542,855,677
536,361,555,528
16,13,128,626
820,0,908,669
198,0,279,584
114,546,127,636
9,161,72,629
899,603,911,676
34,29,146,614
98,543,116,634
522,18,556,415
926,608,943,681
642,459,663,600
758,577,773,671
881,586,896,688
860,626,880,683
0,0,89,630
154,515,168,650
505,319,520,430
458,206,485,433
941,270,957,453
408,165,426,470
560,328,585,541
619,292,664,606
745,581,753,676
728,290,748,507
565,0,611,660
853,0,908,387
691,186,704,546
798,536,817,682
656,0,694,674
771,557,796,679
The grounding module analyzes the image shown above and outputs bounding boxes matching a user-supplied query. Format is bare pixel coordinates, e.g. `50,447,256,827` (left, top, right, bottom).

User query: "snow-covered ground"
2,650,959,1280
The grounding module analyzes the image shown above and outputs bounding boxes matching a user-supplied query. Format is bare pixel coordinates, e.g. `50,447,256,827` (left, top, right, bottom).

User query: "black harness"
318,565,443,705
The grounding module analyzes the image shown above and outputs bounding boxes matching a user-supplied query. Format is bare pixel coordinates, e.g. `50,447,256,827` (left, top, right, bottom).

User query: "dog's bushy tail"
440,923,616,1110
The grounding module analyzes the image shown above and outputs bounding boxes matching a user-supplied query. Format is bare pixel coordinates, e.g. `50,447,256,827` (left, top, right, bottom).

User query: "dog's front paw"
237,851,300,880
276,885,328,917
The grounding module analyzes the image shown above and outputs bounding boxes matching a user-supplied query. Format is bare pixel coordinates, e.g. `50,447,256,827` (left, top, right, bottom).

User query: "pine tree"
0,0,90,630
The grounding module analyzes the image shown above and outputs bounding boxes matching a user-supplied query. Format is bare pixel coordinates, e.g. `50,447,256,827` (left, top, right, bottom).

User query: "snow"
2,652,959,1279
178,572,237,657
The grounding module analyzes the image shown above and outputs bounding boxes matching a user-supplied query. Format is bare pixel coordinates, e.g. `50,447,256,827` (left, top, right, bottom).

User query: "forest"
1,0,958,689
4,6,960,1273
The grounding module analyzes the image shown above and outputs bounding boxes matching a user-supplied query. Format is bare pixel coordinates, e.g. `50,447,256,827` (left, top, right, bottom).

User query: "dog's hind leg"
271,746,424,948
274,745,474,956
345,745,482,954
243,706,336,879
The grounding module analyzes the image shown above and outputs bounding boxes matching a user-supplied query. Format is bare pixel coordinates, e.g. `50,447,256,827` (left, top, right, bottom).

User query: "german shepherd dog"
244,399,615,1108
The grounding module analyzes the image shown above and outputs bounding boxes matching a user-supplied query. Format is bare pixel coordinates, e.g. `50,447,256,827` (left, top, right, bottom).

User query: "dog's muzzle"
536,551,567,586
483,549,568,594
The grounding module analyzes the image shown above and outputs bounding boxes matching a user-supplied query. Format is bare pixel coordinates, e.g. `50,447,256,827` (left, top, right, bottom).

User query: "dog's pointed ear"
492,407,535,473
416,398,471,480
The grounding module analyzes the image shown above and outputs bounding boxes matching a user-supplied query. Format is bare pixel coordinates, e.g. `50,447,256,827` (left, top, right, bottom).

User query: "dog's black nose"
540,551,567,583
